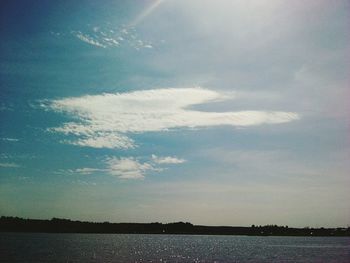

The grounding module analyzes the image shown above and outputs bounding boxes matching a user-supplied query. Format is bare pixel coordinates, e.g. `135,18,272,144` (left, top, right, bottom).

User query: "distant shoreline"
1,216,349,237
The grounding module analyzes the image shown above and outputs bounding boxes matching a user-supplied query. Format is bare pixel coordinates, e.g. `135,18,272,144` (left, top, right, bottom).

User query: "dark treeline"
0,216,349,236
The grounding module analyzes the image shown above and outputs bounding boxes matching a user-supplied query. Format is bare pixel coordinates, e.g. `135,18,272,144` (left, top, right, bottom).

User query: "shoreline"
1,216,349,237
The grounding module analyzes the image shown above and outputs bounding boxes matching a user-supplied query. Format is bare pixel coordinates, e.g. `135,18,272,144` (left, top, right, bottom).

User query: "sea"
0,233,349,262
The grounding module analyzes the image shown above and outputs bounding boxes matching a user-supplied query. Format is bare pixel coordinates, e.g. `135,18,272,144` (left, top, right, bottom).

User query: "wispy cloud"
0,103,14,111
0,162,20,168
70,25,154,50
70,154,186,179
75,32,106,48
152,154,186,164
1,138,19,142
45,87,299,149
75,168,102,175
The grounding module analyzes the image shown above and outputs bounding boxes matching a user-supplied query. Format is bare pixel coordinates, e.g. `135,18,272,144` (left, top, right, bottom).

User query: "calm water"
0,233,349,263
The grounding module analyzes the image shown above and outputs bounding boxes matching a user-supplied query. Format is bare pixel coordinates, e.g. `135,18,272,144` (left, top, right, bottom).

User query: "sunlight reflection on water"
1,233,349,262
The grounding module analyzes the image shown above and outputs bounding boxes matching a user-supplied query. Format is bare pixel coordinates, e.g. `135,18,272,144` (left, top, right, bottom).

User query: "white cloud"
66,133,134,150
75,32,106,48
46,87,299,149
71,25,154,50
75,168,102,175
0,162,20,168
70,154,186,179
106,157,155,179
1,138,19,142
152,154,186,164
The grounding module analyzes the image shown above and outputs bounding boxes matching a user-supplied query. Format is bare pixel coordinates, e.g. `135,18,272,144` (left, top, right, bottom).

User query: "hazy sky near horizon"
1,0,349,227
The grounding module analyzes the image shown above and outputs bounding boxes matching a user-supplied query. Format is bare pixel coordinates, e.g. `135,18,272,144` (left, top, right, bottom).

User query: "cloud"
70,154,186,179
0,163,20,168
66,133,134,149
152,154,186,164
75,168,102,175
46,87,299,149
71,25,155,50
0,103,14,111
75,32,106,48
106,157,156,179
1,138,19,142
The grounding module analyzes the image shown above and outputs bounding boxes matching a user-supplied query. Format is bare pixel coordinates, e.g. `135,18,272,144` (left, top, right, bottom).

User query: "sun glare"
129,0,164,27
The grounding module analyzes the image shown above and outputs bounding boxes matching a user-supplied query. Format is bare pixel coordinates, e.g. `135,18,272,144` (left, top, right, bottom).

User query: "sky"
0,0,349,227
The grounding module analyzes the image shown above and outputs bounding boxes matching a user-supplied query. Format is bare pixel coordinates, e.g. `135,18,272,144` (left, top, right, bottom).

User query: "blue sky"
1,0,349,227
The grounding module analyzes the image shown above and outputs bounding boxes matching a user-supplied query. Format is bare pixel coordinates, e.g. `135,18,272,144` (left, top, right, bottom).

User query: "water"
1,233,349,262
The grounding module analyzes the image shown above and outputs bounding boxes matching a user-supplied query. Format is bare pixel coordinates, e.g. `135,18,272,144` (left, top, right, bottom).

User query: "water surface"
1,233,349,262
